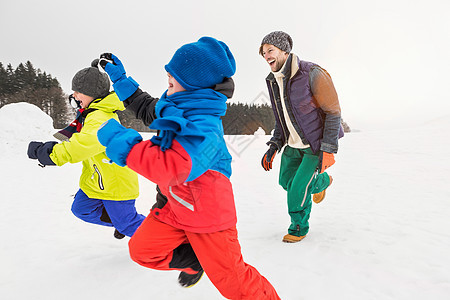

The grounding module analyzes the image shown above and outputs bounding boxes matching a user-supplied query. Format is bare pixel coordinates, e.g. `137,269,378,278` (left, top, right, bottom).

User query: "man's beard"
274,60,285,72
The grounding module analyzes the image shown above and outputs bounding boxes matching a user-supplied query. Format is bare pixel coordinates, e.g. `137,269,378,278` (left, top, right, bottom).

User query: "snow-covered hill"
1,103,449,299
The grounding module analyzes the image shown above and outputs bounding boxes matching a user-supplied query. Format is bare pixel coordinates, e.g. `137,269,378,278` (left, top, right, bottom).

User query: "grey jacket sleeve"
123,88,159,127
310,67,342,153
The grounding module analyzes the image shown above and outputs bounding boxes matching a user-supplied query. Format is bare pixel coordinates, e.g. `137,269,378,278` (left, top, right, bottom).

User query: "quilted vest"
266,55,325,153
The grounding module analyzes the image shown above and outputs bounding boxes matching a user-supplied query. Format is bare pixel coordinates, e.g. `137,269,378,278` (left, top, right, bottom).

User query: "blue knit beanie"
165,37,236,90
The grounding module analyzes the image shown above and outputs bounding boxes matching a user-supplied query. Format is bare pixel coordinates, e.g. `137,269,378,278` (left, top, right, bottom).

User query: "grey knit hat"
71,59,110,99
259,31,293,55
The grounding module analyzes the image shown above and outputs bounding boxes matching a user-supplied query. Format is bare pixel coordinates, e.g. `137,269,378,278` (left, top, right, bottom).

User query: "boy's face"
167,73,186,96
261,44,289,72
73,91,94,109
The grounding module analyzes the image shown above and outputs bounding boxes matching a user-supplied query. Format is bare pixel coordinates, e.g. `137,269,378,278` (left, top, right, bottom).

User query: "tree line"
119,102,277,135
0,61,73,128
0,60,349,135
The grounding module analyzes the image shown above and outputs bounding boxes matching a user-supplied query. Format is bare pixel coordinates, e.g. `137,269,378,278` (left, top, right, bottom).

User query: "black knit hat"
71,59,110,99
259,31,293,55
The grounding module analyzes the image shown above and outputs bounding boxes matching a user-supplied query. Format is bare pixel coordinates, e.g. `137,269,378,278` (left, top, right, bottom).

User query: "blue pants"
71,189,145,237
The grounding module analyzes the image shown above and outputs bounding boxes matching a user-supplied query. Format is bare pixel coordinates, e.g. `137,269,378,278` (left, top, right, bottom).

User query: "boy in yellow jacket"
27,60,144,238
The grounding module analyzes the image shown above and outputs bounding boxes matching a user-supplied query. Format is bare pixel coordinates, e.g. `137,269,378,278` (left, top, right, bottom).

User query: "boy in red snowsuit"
97,37,280,299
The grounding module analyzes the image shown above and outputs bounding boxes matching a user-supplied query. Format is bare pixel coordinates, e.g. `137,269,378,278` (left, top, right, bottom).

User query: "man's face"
261,44,289,72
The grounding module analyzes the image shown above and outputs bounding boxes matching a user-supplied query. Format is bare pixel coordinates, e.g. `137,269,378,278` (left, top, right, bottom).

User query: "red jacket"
127,139,237,233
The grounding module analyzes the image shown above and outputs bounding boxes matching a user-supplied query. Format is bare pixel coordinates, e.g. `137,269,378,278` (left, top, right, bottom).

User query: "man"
259,31,343,243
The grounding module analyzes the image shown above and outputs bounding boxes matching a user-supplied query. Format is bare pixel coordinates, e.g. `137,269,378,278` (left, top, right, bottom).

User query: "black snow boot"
178,268,204,288
114,229,125,239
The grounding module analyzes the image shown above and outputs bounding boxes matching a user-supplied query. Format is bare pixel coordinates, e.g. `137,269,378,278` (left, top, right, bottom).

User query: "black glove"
261,144,278,171
98,53,139,101
99,53,115,69
27,141,58,166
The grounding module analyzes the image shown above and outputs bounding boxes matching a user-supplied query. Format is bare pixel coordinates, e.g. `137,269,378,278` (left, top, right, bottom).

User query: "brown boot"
313,175,333,204
282,234,306,243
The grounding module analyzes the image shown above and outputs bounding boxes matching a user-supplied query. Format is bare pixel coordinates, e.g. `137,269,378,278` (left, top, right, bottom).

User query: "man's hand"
318,151,335,173
261,144,278,171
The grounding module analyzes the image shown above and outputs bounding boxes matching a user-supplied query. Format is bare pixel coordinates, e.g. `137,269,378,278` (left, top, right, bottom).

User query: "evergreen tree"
14,63,27,91
0,63,7,98
5,64,16,95
24,61,37,87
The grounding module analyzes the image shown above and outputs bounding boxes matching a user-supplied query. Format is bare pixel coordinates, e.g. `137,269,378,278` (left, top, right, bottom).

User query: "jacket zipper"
270,81,288,141
93,164,105,190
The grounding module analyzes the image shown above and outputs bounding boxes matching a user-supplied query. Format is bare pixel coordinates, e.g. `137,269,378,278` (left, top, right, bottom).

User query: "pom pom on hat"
71,59,110,99
165,37,236,90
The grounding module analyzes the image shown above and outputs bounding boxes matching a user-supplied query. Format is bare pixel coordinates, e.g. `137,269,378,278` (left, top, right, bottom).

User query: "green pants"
279,146,331,237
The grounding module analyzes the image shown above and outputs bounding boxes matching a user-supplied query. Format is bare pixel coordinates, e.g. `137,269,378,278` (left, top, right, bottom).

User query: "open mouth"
268,59,275,67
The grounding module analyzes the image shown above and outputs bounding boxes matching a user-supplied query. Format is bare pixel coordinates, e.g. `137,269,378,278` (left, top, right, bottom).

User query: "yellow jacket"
50,93,139,200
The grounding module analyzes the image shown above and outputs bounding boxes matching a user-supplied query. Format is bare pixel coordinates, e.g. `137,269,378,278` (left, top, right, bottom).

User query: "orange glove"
319,151,335,173
261,144,278,171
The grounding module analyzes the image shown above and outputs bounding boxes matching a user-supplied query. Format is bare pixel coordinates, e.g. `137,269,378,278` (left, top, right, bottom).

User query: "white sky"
1,0,449,130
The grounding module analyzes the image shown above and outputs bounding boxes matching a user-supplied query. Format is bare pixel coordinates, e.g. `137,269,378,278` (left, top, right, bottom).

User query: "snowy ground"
1,102,450,300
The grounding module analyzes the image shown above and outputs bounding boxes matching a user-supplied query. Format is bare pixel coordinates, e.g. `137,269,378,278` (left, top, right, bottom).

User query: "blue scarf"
149,89,227,151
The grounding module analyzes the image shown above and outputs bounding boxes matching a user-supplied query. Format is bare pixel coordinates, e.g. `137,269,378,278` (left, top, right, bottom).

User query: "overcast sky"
1,0,449,130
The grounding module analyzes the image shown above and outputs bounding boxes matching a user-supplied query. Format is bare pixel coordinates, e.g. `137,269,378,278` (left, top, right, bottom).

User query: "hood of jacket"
88,92,125,113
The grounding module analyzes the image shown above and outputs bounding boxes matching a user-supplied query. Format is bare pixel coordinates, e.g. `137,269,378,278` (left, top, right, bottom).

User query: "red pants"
129,215,280,300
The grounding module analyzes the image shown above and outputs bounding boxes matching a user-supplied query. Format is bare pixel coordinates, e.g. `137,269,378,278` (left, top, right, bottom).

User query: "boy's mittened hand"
27,141,57,166
97,119,143,167
97,119,125,147
28,141,43,159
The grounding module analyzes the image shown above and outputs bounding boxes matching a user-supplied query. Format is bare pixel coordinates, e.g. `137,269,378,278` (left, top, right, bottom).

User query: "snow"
1,102,450,300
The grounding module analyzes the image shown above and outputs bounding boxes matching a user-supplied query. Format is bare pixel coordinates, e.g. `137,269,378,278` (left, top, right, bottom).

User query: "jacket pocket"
92,164,105,190
168,182,202,212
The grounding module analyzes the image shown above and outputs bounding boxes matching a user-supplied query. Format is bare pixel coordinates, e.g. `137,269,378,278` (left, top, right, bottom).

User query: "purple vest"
266,57,324,153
